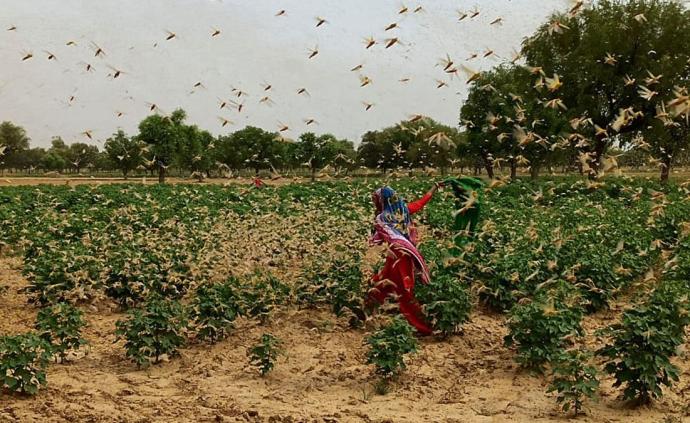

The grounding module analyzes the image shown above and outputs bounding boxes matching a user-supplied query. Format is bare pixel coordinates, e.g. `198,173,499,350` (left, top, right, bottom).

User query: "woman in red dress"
367,183,442,335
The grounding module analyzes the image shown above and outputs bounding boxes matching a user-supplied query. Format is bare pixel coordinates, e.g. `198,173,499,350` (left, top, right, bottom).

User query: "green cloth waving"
443,177,484,243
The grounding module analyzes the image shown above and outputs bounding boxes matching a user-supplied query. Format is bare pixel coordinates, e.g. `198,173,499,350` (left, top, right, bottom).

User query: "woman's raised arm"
408,182,442,214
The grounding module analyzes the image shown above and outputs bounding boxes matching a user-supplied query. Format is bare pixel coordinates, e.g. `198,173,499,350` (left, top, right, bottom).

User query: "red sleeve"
408,191,433,215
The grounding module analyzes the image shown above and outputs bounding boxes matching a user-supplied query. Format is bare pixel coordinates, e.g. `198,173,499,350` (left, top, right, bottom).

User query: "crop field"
1,177,690,422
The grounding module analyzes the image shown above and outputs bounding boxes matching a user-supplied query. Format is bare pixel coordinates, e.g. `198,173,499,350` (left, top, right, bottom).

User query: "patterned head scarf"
373,186,411,238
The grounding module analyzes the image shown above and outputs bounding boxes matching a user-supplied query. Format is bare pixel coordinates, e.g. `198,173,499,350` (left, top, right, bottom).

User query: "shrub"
23,244,101,306
115,296,188,367
296,259,366,327
0,333,52,395
598,281,689,403
104,243,193,308
238,273,290,323
35,302,87,361
248,333,284,376
325,260,366,327
190,279,242,343
547,349,599,415
416,273,471,337
366,317,418,378
504,282,583,372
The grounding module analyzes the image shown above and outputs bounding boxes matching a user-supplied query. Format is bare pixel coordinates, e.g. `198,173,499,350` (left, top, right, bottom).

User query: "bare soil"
1,168,689,188
0,176,298,187
2,255,689,423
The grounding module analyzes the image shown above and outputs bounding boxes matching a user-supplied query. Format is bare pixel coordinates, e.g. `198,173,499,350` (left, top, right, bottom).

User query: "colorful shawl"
370,186,430,284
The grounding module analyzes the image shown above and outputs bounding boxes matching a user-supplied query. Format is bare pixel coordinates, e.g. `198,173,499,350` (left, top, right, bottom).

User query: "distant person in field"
366,182,443,336
252,177,265,189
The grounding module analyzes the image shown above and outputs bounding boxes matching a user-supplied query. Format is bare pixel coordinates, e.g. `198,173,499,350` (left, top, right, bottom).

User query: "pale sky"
0,0,568,148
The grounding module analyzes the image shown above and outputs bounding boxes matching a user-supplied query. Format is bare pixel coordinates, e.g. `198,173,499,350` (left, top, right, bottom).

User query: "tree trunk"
483,162,494,179
158,165,166,184
530,165,540,179
123,169,129,180
510,161,517,180
660,157,672,184
310,167,316,182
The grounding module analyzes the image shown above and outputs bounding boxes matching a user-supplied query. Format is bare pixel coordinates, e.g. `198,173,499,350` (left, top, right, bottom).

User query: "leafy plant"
504,282,583,372
598,281,690,403
24,244,102,306
35,302,88,361
373,379,391,396
416,273,472,336
189,279,242,343
0,333,52,395
547,348,600,415
248,333,284,376
296,258,366,327
104,240,193,308
114,296,188,367
366,317,418,378
238,273,290,323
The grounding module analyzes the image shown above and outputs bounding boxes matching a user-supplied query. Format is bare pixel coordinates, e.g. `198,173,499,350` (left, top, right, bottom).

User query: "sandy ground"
2,255,689,423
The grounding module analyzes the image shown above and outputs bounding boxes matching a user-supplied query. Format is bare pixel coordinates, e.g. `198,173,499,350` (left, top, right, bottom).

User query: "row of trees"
0,113,468,182
460,0,690,182
0,115,474,182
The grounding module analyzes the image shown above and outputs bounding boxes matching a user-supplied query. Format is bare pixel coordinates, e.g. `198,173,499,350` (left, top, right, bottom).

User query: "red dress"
368,192,434,335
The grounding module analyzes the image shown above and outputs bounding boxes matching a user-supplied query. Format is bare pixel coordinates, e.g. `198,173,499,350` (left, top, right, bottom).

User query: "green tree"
215,134,242,175
230,126,280,176
0,121,30,173
357,130,393,171
66,143,99,174
404,119,461,175
16,147,46,173
104,130,143,179
41,137,70,172
93,150,115,173
522,0,690,180
48,136,69,156
647,109,690,183
296,132,338,181
41,152,67,172
137,109,187,183
330,138,356,175
460,65,569,179
176,125,214,181
358,117,460,174
460,83,503,179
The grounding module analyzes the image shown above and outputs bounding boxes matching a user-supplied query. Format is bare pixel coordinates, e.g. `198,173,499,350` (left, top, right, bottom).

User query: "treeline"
0,112,471,182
